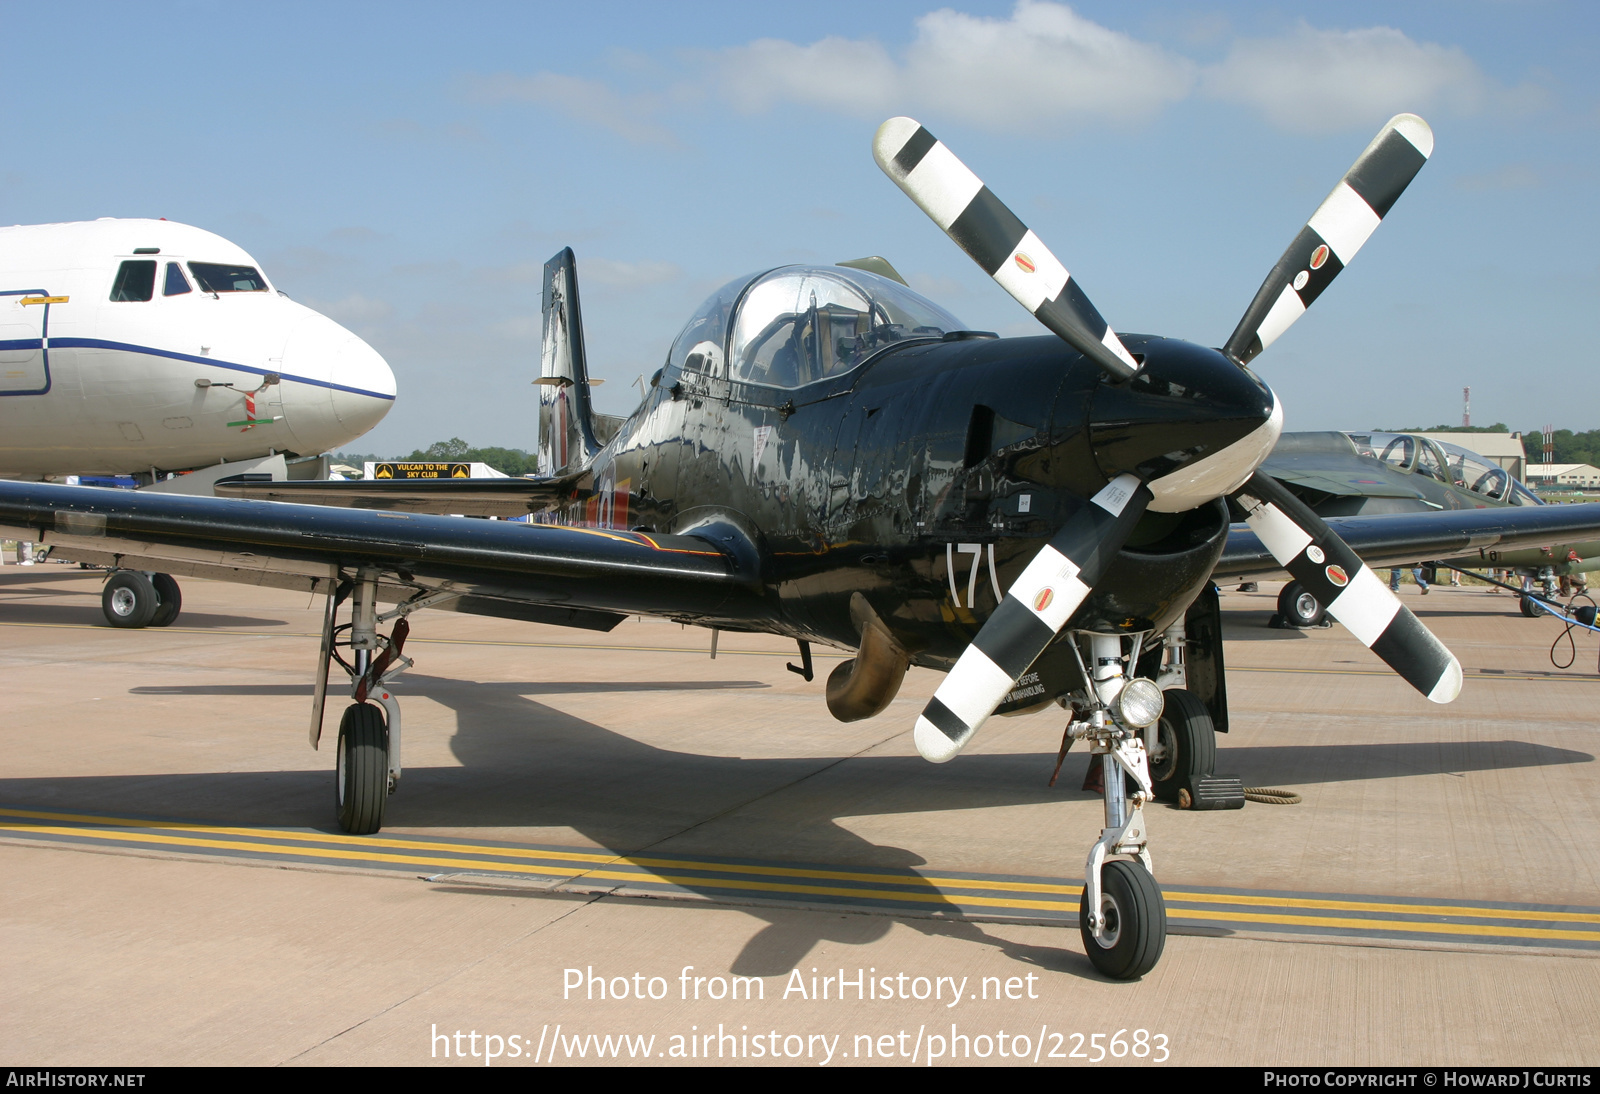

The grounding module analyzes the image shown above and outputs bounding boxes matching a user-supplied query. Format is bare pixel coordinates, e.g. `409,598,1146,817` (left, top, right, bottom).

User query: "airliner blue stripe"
0,339,42,352
47,337,396,401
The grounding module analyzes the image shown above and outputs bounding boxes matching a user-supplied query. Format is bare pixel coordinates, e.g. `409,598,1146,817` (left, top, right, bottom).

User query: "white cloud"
469,5,1539,143
715,1,1193,129
468,72,678,146
1201,24,1537,132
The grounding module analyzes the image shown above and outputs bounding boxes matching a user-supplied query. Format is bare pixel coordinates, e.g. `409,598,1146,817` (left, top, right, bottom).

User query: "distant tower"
1544,424,1555,465
1462,386,1470,429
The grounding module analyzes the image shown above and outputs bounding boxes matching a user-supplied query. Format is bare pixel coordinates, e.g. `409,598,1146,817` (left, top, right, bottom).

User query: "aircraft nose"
1089,338,1279,510
324,331,396,433
280,314,396,452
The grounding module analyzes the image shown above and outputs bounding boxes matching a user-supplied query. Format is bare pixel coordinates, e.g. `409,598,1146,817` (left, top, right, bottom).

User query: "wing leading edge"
1217,501,1600,580
0,481,765,625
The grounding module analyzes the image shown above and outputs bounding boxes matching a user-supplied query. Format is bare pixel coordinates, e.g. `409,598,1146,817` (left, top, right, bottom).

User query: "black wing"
0,481,765,629
214,476,580,518
1217,501,1600,580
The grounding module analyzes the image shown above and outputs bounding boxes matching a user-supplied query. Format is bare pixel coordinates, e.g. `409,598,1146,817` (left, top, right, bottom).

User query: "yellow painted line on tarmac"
1162,888,1600,926
0,807,1074,898
1170,906,1600,945
5,807,1598,946
0,822,589,879
1230,664,1599,684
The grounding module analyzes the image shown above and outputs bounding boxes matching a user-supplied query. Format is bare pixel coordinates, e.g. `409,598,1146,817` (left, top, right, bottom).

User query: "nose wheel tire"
1520,595,1544,619
336,702,390,835
1079,859,1166,980
149,573,182,627
1148,689,1216,805
1277,580,1325,628
102,571,159,628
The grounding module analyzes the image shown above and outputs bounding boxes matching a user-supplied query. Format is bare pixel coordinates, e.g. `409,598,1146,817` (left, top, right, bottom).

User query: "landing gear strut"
311,568,453,834
1064,632,1166,979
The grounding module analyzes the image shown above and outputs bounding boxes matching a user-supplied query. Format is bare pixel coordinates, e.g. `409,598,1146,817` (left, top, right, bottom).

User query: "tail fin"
538,248,602,476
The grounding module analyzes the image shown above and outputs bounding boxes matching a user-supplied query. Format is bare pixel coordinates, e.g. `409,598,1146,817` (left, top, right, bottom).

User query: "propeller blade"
915,474,1151,763
1233,472,1461,703
873,117,1139,382
1223,114,1433,366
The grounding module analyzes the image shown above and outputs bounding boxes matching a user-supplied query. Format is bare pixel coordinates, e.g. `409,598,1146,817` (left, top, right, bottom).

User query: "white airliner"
0,218,395,479
0,217,396,628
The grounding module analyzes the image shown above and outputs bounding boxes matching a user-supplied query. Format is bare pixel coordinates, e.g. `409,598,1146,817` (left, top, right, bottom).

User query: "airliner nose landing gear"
310,567,451,834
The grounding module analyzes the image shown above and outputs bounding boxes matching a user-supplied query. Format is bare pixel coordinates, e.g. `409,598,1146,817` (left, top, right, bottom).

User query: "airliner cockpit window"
189,263,268,293
109,260,156,302
163,262,192,297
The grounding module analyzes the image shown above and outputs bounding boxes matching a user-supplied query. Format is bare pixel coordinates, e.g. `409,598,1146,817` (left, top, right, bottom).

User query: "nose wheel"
1079,859,1166,979
1069,632,1168,979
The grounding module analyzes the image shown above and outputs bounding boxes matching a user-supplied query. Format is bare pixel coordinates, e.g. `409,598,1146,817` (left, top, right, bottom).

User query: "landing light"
1115,677,1164,729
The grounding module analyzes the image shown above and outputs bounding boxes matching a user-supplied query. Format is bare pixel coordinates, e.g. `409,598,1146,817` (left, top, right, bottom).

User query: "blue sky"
4,1,1595,454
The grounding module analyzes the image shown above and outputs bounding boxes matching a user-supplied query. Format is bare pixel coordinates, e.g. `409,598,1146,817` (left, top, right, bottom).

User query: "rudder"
538,248,602,476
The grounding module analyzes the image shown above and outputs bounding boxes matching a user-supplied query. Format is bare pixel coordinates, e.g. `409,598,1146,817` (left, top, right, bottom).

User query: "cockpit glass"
109,260,156,302
1417,440,1448,482
189,262,268,293
729,267,963,389
1432,439,1541,505
163,262,192,297
666,273,751,376
1371,434,1415,470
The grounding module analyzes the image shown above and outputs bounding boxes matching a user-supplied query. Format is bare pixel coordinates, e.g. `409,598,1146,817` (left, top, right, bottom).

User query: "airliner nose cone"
280,310,396,452
326,332,397,432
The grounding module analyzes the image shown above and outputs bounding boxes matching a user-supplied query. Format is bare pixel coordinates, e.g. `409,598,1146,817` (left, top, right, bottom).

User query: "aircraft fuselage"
0,219,395,478
570,330,1274,668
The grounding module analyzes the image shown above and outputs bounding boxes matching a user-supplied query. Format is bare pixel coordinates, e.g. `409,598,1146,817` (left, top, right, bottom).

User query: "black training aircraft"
7,114,1600,981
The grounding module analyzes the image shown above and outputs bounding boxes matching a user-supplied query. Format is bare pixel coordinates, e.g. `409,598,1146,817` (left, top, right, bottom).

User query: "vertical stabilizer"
538,248,602,476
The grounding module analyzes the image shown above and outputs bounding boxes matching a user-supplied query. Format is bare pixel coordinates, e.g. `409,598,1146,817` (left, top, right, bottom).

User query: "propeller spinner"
874,114,1456,764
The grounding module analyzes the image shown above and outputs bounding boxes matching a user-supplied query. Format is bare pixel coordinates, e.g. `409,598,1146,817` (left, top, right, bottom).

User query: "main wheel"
102,571,158,628
1277,580,1325,628
336,702,389,834
1079,859,1166,979
149,573,182,627
1148,689,1216,805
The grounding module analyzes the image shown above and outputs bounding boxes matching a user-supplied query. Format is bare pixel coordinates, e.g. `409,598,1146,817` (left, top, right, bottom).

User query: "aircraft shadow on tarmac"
9,674,1592,976
0,602,290,628
14,673,1128,977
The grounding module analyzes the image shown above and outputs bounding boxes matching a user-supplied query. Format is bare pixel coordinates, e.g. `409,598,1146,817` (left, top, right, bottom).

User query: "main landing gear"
311,568,457,834
101,571,182,628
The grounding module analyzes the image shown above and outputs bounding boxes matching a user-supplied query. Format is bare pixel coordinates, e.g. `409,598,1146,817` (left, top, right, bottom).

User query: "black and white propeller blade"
914,474,1151,762
1224,114,1434,366
1232,472,1461,703
873,117,1140,382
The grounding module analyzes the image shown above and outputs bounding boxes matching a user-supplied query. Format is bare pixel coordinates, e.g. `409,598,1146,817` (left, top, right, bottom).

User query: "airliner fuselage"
0,218,395,477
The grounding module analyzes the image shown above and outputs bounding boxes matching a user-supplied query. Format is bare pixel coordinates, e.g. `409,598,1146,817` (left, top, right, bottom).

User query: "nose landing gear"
1065,633,1166,980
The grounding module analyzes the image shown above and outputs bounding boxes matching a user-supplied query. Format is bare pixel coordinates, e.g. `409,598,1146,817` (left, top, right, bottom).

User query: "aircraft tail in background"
537,247,603,476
